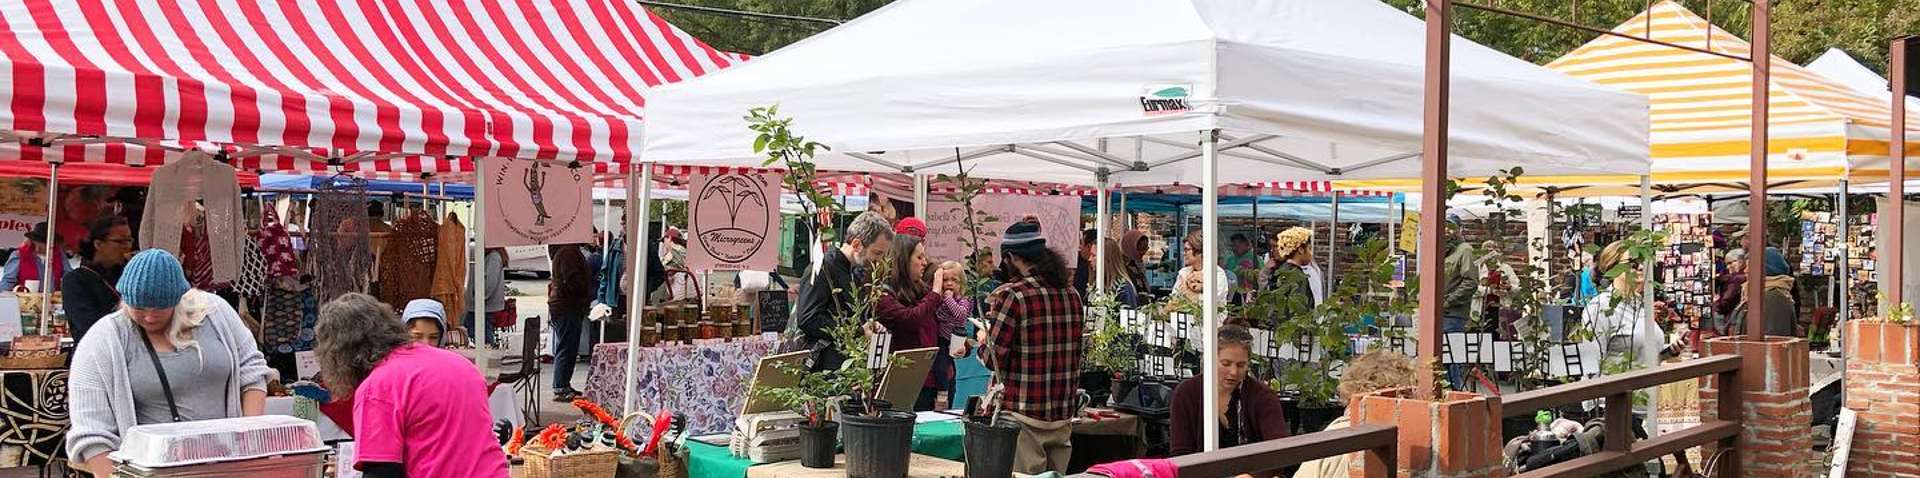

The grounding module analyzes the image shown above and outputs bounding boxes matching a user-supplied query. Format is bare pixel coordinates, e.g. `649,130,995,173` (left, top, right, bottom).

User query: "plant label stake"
866,331,893,370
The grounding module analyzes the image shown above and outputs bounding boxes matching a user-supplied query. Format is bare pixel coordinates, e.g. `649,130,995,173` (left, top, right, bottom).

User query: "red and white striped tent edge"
0,0,745,167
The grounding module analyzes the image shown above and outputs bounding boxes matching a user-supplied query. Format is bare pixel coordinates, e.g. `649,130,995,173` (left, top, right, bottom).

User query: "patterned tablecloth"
584,336,779,435
0,368,68,468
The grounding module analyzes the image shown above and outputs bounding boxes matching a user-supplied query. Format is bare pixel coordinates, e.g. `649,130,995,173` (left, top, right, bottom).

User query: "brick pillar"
1844,320,1920,478
1351,389,1503,478
1699,336,1813,478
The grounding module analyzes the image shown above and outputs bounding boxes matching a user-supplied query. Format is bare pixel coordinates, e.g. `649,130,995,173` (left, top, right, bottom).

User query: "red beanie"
894,217,927,238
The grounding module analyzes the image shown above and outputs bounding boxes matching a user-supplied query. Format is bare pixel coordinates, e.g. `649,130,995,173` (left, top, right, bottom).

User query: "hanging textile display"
142,152,244,284
376,212,439,309
483,158,593,247
260,287,318,354
233,237,268,300
258,208,300,280
310,176,374,303
688,171,781,272
430,212,468,321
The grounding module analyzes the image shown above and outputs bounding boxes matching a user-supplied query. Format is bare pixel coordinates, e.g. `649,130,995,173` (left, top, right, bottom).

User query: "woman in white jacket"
65,250,274,477
1583,241,1670,373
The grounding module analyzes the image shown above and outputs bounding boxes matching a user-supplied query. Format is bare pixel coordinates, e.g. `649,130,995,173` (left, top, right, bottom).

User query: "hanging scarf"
15,241,63,290
258,207,299,279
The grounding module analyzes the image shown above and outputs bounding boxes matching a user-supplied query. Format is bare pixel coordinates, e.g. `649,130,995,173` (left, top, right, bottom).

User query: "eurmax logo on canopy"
1140,84,1191,116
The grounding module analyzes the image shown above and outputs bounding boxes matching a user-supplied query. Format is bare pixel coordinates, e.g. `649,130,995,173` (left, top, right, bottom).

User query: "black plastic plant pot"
963,417,1021,478
840,410,916,478
798,421,839,469
1081,372,1113,407
1111,378,1141,407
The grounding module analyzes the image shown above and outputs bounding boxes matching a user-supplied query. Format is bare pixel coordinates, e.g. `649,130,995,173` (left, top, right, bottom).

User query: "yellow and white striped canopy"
1340,0,1917,196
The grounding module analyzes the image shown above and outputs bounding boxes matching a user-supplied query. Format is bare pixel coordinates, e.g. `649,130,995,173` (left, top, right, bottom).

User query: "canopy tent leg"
599,193,612,343
472,157,489,355
1640,174,1659,437
41,160,60,330
1329,191,1340,295
1837,178,1850,324
1097,179,1110,294
913,173,929,218
1200,128,1222,452
624,164,655,415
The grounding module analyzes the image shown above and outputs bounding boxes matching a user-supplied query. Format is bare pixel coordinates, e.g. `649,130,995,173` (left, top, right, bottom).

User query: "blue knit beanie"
1763,247,1791,277
118,249,192,309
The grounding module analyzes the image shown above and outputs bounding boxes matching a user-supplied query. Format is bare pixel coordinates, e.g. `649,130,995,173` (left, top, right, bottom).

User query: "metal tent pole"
1097,179,1111,294
472,157,489,351
40,159,60,330
1837,178,1849,323
1200,129,1222,452
624,164,655,415
1329,191,1341,294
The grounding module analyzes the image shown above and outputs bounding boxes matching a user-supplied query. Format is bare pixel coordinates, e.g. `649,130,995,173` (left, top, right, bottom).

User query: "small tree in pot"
1082,291,1140,406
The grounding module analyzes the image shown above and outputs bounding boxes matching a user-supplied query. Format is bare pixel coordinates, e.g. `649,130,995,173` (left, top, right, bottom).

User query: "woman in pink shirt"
315,293,509,478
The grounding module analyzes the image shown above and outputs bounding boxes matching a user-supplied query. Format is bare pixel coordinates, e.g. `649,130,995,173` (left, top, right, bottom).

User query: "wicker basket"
0,353,64,370
521,443,620,478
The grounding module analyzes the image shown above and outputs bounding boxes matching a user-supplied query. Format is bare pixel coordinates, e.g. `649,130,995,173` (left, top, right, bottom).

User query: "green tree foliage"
649,0,894,55
1378,0,1914,72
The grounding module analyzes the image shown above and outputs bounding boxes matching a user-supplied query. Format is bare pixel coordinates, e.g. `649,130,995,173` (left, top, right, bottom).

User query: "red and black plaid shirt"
983,276,1084,422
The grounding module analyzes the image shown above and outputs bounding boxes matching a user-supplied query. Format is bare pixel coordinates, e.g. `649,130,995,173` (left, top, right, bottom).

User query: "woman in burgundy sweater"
874,234,958,411
1170,325,1289,459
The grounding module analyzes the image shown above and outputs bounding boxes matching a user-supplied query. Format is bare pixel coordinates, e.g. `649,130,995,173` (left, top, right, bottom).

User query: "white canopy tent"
641,0,1650,452
642,0,1647,186
1808,48,1920,112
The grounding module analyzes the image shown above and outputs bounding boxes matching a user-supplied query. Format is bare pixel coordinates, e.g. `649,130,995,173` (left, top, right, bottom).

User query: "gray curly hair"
314,293,412,396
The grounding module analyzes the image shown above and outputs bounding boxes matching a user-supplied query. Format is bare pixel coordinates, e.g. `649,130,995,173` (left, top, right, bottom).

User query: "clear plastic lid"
113,416,328,468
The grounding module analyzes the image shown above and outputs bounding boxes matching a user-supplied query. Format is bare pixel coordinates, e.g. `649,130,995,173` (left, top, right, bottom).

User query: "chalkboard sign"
757,290,790,333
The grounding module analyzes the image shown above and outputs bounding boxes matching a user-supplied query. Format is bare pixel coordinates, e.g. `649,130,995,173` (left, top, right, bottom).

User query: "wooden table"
744,453,964,478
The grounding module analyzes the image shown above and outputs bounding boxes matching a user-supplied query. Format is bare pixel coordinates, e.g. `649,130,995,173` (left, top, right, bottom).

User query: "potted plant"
1082,291,1140,407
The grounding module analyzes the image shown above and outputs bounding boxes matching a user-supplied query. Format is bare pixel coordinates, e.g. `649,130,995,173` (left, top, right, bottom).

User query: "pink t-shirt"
353,344,509,477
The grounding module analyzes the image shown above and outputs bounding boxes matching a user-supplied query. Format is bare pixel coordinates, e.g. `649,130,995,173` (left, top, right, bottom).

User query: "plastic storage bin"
113,415,327,468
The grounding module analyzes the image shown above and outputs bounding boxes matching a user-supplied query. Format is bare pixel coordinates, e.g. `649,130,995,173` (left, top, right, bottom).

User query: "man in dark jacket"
549,243,599,401
791,212,895,372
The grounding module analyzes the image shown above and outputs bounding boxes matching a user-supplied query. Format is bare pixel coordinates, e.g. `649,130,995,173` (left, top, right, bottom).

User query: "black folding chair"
494,316,543,426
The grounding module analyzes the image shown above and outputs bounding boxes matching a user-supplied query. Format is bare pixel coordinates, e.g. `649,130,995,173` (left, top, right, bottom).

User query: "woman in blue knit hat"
65,249,274,477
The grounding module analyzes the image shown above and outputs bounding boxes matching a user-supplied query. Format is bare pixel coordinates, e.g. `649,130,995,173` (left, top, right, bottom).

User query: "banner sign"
484,158,593,247
0,179,48,248
924,194,1080,266
688,171,781,272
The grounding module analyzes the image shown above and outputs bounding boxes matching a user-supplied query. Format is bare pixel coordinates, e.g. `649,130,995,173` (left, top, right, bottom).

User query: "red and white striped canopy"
0,0,744,166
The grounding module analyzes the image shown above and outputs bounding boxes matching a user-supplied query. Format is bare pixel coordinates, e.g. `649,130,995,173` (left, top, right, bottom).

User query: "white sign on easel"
295,351,321,381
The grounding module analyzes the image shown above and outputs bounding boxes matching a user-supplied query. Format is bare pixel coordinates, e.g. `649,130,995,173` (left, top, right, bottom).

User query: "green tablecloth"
910,419,965,461
688,441,754,478
687,420,967,478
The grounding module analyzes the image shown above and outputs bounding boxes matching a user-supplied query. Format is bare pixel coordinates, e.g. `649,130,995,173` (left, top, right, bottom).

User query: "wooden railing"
1501,355,1744,478
1072,424,1397,478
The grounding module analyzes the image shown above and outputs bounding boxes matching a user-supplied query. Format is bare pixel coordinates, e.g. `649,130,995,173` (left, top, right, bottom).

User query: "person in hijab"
402,299,449,347
1730,248,1798,337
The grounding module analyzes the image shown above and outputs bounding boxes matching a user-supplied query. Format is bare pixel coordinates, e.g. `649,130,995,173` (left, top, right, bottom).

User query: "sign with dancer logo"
484,158,592,247
688,170,781,272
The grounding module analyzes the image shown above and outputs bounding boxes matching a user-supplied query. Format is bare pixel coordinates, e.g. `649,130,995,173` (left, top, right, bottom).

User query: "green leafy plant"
1082,291,1139,377
749,105,842,241
756,254,911,422
935,156,1000,299
1878,293,1914,326
1238,238,1410,407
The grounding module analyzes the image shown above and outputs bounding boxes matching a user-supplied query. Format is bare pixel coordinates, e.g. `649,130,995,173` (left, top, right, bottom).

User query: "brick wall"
1844,320,1920,478
1699,336,1815,478
1351,389,1504,478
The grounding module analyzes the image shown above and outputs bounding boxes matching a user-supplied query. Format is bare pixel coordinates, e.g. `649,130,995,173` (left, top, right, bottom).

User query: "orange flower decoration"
536,424,568,451
506,426,528,455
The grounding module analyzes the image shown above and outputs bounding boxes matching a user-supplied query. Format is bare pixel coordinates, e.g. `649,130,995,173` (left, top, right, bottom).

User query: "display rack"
1654,213,1714,325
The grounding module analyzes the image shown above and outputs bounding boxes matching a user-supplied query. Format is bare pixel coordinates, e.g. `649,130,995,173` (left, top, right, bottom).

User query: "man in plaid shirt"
978,220,1084,474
